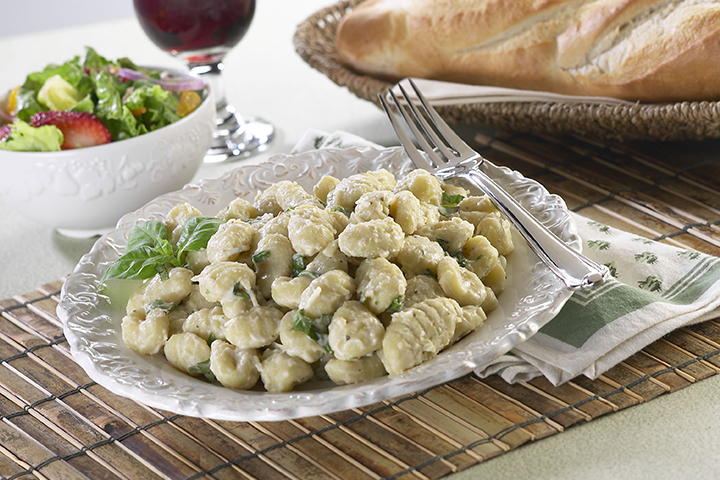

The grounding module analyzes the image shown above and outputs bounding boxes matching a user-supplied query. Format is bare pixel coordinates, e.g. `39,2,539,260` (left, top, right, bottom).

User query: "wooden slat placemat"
2,130,720,480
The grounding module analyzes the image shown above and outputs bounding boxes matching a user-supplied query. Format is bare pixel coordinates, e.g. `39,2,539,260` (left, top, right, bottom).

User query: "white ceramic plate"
58,146,579,421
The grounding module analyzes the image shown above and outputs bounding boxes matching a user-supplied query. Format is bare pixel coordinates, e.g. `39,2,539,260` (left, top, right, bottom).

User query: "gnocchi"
118,168,514,392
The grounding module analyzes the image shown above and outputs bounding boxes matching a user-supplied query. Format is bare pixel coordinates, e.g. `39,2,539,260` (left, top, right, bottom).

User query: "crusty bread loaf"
335,0,720,102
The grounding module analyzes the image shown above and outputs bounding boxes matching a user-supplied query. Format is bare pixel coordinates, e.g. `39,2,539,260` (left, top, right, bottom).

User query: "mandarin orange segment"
176,91,202,118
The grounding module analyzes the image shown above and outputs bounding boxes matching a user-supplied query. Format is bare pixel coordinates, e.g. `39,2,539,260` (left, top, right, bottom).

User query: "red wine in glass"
134,0,274,162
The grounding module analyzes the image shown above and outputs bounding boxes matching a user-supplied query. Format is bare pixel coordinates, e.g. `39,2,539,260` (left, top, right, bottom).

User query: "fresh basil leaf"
188,359,215,383
126,220,169,251
176,216,224,259
384,295,405,314
155,237,178,261
252,250,271,263
291,253,307,277
99,246,165,284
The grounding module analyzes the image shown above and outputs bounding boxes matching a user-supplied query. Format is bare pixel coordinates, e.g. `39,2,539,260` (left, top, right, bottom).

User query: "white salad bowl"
0,85,215,238
58,146,580,421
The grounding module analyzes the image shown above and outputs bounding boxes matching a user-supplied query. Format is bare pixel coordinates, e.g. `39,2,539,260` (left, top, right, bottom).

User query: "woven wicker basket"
294,0,720,142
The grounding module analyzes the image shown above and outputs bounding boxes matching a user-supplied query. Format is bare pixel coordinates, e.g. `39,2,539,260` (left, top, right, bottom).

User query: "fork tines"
378,79,479,172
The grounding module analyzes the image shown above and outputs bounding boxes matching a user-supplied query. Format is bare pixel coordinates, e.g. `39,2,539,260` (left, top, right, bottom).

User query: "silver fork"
379,79,608,290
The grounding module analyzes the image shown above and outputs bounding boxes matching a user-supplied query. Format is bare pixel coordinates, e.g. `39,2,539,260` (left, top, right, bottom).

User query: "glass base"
56,226,112,239
204,105,274,163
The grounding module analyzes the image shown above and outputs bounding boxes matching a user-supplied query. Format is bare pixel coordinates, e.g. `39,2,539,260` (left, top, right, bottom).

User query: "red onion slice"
116,68,205,91
0,107,17,124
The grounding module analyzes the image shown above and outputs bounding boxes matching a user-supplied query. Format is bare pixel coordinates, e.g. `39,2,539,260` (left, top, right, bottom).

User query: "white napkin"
479,217,720,385
390,78,637,106
292,130,720,386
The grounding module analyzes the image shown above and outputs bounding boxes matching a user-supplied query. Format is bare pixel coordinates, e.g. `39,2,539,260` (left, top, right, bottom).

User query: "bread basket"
294,0,720,142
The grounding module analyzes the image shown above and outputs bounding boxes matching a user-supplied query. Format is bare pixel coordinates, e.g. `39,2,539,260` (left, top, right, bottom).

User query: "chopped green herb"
206,333,217,346
436,238,450,252
329,206,352,217
188,359,215,383
439,192,464,216
384,295,405,314
297,270,319,279
146,299,174,313
436,238,468,267
233,283,251,299
252,250,271,263
442,192,465,205
291,309,333,354
292,253,308,277
438,205,460,217
421,268,436,278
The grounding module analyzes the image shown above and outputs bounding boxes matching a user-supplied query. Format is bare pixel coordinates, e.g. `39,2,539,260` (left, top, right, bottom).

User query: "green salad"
1,47,205,151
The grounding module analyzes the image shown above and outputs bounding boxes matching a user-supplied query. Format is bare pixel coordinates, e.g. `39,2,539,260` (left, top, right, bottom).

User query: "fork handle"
450,162,609,290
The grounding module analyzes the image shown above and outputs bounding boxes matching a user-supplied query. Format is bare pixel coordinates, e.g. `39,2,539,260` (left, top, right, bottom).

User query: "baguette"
335,0,720,102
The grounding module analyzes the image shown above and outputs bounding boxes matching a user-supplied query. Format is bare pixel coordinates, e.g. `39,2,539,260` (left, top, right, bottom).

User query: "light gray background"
1,1,134,37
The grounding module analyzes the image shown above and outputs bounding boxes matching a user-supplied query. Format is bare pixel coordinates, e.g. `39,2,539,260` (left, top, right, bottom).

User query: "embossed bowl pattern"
0,82,215,237
58,146,579,420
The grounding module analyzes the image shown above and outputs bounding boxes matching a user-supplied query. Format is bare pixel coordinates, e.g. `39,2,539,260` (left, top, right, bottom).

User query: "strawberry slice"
0,125,11,142
31,111,111,150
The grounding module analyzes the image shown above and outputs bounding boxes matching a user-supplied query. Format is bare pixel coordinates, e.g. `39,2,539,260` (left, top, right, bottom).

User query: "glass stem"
188,60,235,124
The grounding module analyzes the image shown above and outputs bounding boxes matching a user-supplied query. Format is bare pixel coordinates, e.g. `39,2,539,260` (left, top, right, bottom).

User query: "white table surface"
1,2,719,479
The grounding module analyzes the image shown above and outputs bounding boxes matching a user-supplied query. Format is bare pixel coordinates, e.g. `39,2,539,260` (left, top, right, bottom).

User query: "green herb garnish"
233,283,251,299
439,192,465,217
291,253,308,277
421,268,436,278
252,250,271,263
384,295,405,314
175,217,224,264
329,206,352,217
291,309,333,354
145,299,174,313
99,216,223,287
188,359,215,383
436,238,467,267
436,238,450,252
297,270,320,279
442,192,465,205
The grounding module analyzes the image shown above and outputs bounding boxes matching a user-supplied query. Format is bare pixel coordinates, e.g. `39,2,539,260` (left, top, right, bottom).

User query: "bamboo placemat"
2,130,720,480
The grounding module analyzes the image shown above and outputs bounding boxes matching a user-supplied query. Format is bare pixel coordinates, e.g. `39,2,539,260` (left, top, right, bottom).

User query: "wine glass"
133,0,274,163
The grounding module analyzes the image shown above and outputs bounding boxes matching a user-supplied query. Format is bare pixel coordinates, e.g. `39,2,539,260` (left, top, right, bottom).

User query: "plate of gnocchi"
58,145,579,421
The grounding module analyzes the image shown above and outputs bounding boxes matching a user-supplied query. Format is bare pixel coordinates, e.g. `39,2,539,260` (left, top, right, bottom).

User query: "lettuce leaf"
92,70,142,141
0,121,62,152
